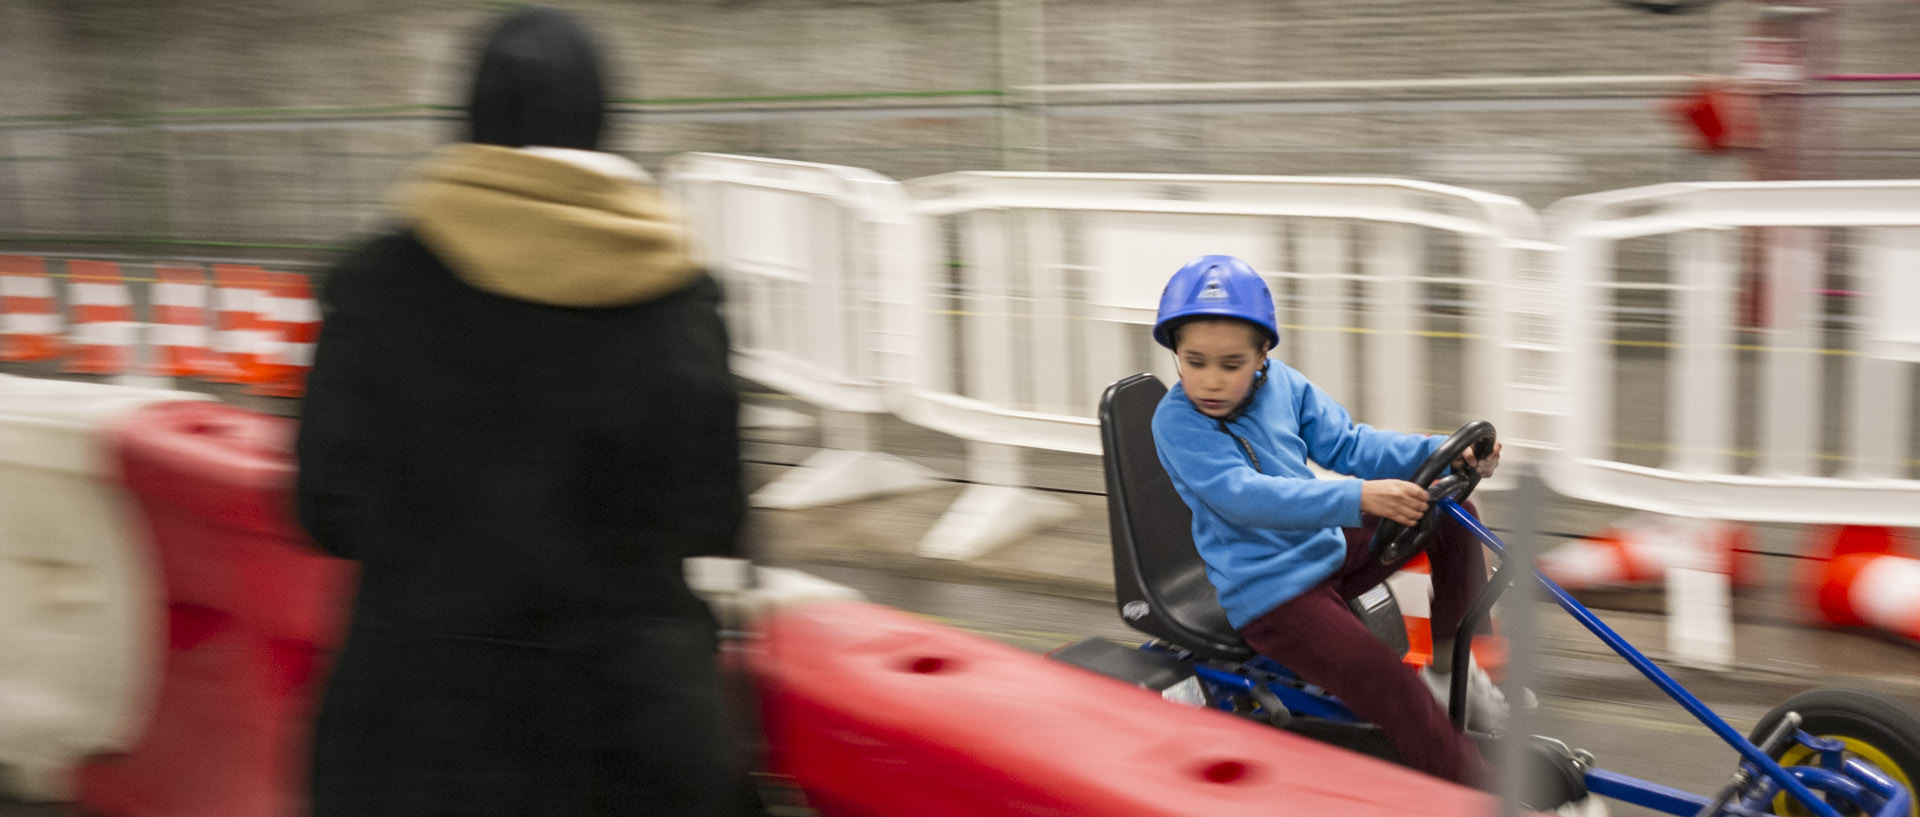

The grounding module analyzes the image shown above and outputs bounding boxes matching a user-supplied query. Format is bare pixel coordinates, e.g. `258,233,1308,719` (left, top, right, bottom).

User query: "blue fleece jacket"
1151,361,1440,629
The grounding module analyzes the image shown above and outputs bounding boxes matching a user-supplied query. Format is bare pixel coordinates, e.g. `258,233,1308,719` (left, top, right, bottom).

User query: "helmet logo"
1196,276,1229,302
1122,600,1151,621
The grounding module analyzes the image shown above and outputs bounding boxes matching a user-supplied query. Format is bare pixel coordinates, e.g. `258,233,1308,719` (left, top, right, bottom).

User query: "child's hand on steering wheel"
1454,440,1502,480
1361,479,1429,527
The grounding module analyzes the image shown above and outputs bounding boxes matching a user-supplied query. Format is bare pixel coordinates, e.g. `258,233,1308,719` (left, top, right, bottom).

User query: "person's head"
467,6,608,151
1152,255,1278,419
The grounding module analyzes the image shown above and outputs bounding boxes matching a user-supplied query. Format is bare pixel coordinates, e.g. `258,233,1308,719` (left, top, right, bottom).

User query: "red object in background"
245,272,320,399
206,265,276,386
62,260,137,375
77,402,354,817
0,255,62,362
753,601,1498,817
1804,525,1905,628
148,263,236,380
1665,84,1755,153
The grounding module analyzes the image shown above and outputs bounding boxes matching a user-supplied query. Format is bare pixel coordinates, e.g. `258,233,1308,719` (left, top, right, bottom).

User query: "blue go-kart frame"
1064,373,1919,817
1159,499,1911,817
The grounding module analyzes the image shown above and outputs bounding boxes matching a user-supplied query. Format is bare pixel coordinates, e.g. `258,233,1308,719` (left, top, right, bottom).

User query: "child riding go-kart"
1049,256,1920,817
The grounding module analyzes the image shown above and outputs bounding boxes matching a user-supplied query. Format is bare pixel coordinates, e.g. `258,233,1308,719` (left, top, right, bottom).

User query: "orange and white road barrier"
148,264,232,379
0,255,61,362
1808,526,1920,642
62,260,138,376
244,272,319,398
1538,513,1754,591
208,265,274,385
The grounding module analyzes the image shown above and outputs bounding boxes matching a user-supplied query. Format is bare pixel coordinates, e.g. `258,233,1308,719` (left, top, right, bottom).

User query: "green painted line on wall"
0,104,460,125
0,90,1002,125
618,89,1003,106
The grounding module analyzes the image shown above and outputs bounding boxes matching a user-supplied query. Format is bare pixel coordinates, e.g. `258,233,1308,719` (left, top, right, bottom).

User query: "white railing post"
1365,223,1422,433
1758,226,1820,478
666,153,940,510
1853,228,1920,480
1669,229,1737,476
1297,220,1355,404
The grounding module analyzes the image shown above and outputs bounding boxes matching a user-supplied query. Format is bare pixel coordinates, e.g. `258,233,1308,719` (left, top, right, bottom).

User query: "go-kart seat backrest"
1100,374,1256,662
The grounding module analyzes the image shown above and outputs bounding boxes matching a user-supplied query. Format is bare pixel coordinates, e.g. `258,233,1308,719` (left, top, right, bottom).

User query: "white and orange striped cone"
1538,513,1755,591
245,271,320,398
0,255,62,362
207,264,275,385
1384,554,1509,680
147,263,234,378
1806,526,1920,643
61,260,138,375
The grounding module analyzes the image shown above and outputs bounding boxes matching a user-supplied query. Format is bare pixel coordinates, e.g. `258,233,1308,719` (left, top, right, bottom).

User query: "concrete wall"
2,0,1918,248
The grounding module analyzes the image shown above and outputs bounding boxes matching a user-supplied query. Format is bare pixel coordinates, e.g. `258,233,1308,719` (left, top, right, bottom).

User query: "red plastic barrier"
77,402,354,817
753,602,1499,817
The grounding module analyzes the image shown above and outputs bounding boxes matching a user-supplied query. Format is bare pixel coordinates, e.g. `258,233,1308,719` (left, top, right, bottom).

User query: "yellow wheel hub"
1771,735,1915,817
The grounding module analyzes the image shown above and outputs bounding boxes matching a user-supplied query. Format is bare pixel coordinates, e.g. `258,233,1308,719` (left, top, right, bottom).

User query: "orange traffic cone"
62,259,137,375
1385,553,1507,680
1388,553,1438,667
208,264,274,384
0,255,61,361
1805,526,1920,641
245,271,320,398
1538,513,1754,591
148,263,234,378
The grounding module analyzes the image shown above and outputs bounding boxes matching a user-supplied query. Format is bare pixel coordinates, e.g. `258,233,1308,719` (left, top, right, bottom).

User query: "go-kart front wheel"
1750,687,1920,817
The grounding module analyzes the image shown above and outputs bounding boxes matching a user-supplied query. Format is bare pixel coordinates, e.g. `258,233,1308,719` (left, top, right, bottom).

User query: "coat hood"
398,143,699,308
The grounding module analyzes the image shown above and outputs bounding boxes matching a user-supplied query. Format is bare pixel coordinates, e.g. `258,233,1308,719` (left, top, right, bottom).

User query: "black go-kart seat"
1100,373,1258,663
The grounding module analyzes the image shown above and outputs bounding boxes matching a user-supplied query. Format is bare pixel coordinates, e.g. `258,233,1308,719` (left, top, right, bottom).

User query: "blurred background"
4,0,1920,256
5,2,1920,817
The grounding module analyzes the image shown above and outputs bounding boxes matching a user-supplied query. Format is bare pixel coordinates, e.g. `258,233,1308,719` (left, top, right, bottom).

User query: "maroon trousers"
1237,502,1491,786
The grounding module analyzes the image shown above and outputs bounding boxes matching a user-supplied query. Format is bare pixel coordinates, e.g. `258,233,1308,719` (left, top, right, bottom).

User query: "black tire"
1748,687,1920,816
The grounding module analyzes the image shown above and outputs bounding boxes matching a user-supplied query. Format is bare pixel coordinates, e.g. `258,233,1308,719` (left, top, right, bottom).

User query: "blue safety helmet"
1151,255,1279,350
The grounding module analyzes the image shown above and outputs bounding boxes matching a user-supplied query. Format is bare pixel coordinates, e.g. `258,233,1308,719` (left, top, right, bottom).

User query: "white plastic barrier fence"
898,172,1547,560
1545,181,1920,526
667,153,939,509
0,375,212,800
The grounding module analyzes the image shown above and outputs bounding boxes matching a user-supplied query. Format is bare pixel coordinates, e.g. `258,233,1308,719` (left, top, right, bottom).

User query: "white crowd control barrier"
898,172,1547,560
0,375,212,800
667,153,940,509
1546,182,1920,527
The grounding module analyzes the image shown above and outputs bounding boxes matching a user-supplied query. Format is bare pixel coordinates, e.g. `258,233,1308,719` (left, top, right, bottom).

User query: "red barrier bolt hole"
1200,760,1248,784
905,656,949,674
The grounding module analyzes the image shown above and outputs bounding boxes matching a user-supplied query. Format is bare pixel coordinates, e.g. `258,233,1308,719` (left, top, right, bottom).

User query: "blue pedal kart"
1050,373,1920,817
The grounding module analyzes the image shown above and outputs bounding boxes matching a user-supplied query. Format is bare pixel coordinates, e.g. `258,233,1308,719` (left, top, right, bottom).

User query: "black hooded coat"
294,9,746,816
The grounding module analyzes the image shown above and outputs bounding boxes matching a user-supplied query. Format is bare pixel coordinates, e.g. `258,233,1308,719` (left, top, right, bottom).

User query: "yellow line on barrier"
925,308,1859,353
929,309,1482,341
1608,440,1920,468
739,400,1920,469
1612,338,1857,357
21,271,1869,357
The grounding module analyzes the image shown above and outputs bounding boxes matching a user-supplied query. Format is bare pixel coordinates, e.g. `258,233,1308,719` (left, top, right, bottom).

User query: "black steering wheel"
1369,420,1497,566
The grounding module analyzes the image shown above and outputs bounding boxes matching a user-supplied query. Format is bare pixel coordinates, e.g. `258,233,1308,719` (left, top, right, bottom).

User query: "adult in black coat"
295,8,746,815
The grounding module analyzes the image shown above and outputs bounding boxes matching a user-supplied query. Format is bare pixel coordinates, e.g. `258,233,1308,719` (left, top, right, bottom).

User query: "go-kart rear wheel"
1749,687,1920,817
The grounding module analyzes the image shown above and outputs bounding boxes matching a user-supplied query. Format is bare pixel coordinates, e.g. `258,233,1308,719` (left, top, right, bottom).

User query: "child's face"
1174,320,1269,419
